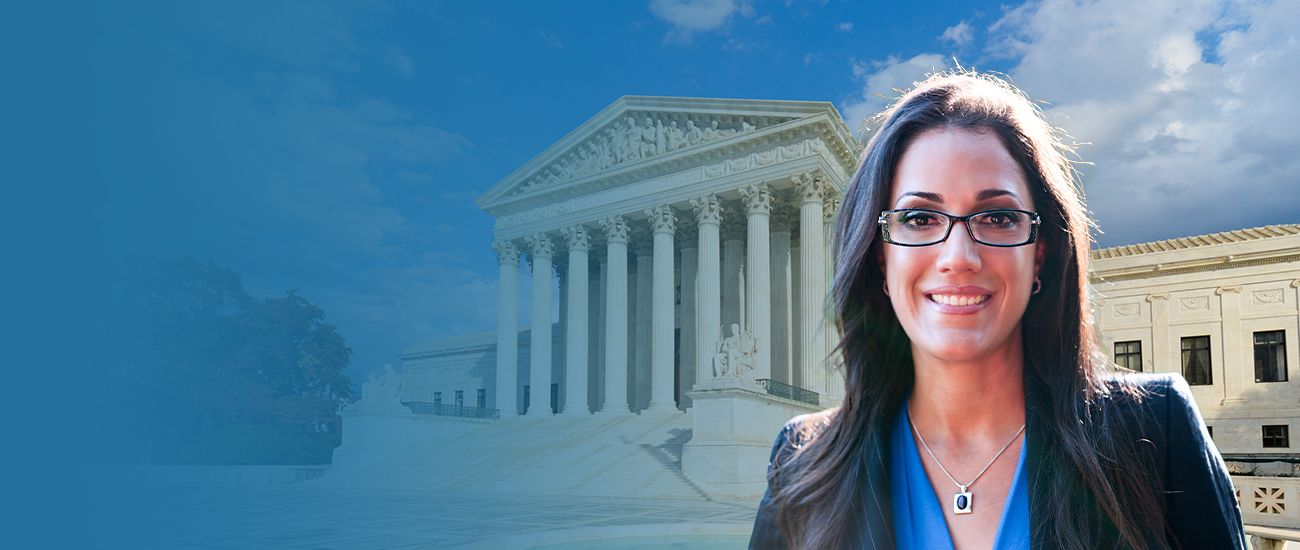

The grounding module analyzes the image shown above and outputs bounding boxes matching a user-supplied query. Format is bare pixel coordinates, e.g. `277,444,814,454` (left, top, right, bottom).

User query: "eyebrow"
896,189,1021,205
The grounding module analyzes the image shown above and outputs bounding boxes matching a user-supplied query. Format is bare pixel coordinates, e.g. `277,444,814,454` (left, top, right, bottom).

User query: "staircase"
317,410,714,500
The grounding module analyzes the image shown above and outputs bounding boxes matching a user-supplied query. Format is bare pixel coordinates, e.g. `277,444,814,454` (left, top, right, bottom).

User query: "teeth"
928,294,990,306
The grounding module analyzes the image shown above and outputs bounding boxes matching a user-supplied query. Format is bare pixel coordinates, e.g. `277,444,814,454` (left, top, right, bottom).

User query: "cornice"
1090,250,1300,284
480,109,857,216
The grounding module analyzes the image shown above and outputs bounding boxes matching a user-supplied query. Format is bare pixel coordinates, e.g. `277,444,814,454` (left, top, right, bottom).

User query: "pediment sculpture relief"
513,114,782,196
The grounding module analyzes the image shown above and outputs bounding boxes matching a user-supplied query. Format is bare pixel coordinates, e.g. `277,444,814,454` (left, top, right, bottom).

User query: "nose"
934,219,982,274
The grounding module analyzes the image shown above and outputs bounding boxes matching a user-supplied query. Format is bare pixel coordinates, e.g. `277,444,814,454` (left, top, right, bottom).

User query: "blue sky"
59,0,1300,385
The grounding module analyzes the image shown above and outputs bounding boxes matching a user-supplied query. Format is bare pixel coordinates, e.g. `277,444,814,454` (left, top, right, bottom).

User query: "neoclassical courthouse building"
330,96,1300,502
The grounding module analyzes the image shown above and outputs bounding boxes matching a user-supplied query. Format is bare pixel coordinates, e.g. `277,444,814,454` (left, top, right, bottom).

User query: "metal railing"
402,401,501,420
756,379,820,406
294,467,329,482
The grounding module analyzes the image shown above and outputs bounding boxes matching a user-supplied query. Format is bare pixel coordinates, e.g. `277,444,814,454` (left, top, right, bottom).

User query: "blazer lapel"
851,414,897,550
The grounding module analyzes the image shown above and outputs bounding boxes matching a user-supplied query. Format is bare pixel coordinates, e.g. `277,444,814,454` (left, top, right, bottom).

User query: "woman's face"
881,127,1043,365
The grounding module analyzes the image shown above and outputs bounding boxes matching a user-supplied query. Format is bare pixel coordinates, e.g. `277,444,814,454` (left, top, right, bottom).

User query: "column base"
644,401,682,413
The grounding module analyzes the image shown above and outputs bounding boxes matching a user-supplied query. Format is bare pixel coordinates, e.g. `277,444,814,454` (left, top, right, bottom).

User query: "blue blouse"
889,400,1030,549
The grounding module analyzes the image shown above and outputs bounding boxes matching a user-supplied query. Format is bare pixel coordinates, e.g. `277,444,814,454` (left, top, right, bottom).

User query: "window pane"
1182,336,1212,385
1115,340,1142,372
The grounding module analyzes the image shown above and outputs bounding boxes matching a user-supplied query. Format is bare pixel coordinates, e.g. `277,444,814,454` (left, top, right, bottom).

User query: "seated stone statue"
711,323,757,381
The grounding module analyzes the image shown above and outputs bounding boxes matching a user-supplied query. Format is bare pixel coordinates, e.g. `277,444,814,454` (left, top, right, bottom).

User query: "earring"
883,281,890,296
1032,277,1042,295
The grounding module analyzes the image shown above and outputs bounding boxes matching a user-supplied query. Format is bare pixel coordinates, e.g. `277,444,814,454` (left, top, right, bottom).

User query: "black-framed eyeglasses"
878,208,1041,247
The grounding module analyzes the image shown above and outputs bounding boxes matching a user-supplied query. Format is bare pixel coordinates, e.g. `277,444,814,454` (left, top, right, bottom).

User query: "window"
1264,425,1290,448
433,392,442,406
1255,331,1288,383
455,390,464,407
1206,426,1213,439
477,388,486,409
1115,340,1143,372
1181,336,1212,385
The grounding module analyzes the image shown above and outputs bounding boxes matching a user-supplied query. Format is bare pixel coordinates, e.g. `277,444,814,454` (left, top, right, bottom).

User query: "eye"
899,210,942,227
976,210,1024,228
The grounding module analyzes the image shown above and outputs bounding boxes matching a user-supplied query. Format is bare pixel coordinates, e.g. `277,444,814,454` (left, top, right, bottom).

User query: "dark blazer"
749,374,1247,549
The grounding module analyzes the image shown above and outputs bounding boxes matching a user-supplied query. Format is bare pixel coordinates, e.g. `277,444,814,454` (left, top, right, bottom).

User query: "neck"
908,329,1026,445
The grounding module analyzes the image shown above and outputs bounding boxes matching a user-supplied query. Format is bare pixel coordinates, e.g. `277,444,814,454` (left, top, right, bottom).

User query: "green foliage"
92,255,357,465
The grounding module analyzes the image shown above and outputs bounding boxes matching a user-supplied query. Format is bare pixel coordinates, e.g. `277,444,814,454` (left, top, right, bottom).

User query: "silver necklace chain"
907,406,1025,493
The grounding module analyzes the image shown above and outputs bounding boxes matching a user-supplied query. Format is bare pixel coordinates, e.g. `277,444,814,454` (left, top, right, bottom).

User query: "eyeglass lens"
885,209,1035,246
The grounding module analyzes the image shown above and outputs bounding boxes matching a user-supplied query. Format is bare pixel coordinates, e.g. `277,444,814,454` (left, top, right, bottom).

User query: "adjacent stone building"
1092,225,1300,457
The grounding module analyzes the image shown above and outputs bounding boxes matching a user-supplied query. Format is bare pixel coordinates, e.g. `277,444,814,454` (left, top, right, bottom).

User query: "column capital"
771,202,797,233
526,233,555,259
561,224,591,252
740,182,774,216
823,196,841,226
600,215,631,244
646,204,677,235
690,194,724,225
721,211,746,242
678,220,699,248
632,230,654,257
492,239,520,266
793,169,828,205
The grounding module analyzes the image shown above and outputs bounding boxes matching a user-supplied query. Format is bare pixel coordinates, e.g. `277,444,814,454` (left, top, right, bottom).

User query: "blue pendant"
954,491,973,514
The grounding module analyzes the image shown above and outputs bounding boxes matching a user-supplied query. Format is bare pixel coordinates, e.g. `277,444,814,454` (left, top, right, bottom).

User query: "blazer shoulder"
769,408,839,469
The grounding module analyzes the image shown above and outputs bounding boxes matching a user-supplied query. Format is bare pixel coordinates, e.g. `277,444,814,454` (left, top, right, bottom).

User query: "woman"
749,72,1245,550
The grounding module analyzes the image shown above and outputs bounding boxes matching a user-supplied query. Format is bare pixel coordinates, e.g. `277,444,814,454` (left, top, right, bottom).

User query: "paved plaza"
95,481,759,549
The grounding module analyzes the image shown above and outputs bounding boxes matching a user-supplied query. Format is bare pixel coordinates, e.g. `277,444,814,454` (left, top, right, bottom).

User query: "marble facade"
417,96,860,416
1092,224,1300,457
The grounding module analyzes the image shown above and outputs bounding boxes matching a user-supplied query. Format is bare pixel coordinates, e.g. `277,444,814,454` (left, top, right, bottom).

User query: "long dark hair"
771,72,1168,550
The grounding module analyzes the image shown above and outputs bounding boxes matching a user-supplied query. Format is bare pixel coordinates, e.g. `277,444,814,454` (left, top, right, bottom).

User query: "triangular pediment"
476,96,857,215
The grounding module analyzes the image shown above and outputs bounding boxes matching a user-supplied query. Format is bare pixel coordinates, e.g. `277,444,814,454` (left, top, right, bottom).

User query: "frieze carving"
1292,279,1300,288
1180,297,1209,311
491,240,520,266
691,194,724,226
600,215,630,244
526,233,555,259
1113,303,1140,317
646,205,677,235
1253,289,1284,305
494,138,829,230
741,183,774,216
1146,292,1172,302
511,113,785,197
560,224,591,252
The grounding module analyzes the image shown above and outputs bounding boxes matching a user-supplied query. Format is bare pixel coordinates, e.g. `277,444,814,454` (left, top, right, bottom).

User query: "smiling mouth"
927,294,991,306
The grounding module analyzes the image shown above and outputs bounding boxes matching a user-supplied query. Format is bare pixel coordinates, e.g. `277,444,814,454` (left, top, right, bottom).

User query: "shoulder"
1098,372,1197,415
768,408,839,468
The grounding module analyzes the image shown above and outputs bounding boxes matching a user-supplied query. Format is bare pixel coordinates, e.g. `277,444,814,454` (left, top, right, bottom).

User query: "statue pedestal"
681,377,821,500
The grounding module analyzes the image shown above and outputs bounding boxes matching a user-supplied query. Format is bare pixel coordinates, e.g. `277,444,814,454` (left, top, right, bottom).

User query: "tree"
91,255,356,465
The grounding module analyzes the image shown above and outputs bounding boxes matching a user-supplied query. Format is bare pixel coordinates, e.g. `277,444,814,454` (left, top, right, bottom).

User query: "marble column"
634,232,654,411
796,170,828,394
770,204,794,385
525,233,554,416
599,216,632,414
741,183,774,381
592,257,605,412
555,258,568,413
492,239,520,415
692,195,723,385
721,213,745,331
822,194,841,401
678,222,698,410
646,205,678,412
790,232,802,389
560,225,590,415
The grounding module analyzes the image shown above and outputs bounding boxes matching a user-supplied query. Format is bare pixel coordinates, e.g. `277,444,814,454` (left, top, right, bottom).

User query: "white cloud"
940,21,973,46
840,54,951,134
383,46,414,77
539,30,563,49
838,22,853,32
983,0,1300,246
649,0,743,44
